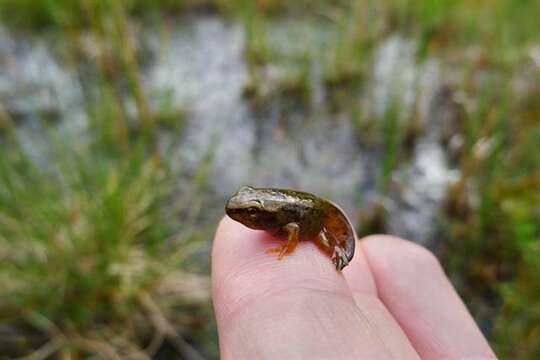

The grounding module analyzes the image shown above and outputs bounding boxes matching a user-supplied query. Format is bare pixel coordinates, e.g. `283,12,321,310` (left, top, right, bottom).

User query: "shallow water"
0,15,459,246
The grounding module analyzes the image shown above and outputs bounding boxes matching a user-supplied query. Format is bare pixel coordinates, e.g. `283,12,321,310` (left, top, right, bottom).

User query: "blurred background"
0,0,538,358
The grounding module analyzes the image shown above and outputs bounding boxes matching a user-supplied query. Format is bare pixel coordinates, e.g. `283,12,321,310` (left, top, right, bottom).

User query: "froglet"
225,186,355,271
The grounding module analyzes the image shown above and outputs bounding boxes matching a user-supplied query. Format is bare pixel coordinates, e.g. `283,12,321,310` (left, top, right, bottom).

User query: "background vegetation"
0,0,538,358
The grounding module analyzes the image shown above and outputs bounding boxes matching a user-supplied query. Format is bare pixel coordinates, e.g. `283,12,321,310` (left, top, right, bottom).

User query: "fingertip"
212,216,259,265
212,216,352,325
212,216,272,318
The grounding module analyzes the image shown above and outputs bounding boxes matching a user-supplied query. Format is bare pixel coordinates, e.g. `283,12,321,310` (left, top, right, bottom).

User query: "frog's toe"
266,244,288,259
266,245,284,254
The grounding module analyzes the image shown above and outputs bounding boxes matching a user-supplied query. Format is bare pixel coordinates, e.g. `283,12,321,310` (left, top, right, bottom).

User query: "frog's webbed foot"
266,222,300,260
318,228,350,271
332,245,349,271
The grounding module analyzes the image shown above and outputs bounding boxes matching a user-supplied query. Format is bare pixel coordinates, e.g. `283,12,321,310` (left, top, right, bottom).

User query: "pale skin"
212,216,497,359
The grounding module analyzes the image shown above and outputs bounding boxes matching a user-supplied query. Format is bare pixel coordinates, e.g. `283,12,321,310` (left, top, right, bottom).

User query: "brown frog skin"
225,186,355,271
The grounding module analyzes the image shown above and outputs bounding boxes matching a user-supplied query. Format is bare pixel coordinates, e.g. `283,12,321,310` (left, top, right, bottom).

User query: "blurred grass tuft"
0,0,539,358
0,0,213,357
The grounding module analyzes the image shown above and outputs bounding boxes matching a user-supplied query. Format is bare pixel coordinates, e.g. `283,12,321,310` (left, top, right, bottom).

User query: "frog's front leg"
266,222,300,260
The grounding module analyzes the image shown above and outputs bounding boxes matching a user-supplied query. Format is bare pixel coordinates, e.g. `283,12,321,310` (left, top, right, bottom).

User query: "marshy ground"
0,1,539,358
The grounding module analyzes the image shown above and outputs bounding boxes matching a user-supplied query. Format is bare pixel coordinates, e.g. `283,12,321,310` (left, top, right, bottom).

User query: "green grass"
440,71,540,358
0,1,211,357
238,0,540,104
0,0,188,29
1,0,539,358
0,120,212,358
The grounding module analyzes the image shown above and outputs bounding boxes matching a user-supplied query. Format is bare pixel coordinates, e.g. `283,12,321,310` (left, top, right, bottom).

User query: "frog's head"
225,186,285,231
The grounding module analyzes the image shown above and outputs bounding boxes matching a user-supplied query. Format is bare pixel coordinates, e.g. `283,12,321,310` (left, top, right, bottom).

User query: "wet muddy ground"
1,15,460,249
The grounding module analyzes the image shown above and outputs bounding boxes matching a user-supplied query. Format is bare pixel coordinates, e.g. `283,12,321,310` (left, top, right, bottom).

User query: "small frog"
225,186,355,271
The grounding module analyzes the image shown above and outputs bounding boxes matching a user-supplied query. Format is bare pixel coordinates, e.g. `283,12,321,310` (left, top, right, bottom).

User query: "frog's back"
274,188,356,267
258,188,322,204
259,188,325,238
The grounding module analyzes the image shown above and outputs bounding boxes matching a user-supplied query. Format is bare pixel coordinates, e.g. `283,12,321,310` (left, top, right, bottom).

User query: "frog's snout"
225,198,238,218
225,196,244,222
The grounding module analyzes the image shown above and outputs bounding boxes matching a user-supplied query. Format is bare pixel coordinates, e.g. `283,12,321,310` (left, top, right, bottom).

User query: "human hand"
212,216,496,359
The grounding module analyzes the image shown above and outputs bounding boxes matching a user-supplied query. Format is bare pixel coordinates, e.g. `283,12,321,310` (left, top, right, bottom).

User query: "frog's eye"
247,207,258,216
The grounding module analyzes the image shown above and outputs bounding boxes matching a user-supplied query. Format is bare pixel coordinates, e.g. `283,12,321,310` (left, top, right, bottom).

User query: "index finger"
212,216,419,359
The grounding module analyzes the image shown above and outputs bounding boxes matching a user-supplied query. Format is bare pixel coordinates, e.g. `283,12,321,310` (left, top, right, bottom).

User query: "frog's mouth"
225,199,266,230
225,201,250,224
225,208,259,230
224,206,241,220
